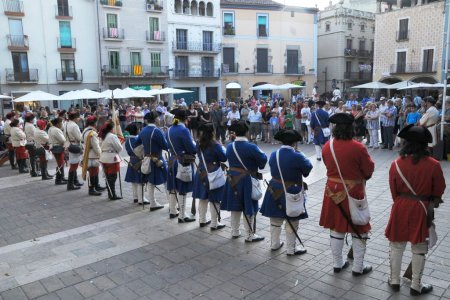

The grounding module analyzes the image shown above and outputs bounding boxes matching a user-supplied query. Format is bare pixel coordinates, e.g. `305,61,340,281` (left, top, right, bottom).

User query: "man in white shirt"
378,97,388,146
419,96,440,147
300,102,311,144
248,106,262,142
226,104,240,127
332,87,341,101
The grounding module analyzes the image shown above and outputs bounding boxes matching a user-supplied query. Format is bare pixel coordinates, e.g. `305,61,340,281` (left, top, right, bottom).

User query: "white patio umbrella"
249,83,279,91
59,89,102,100
149,87,194,95
123,87,154,98
397,82,437,90
13,91,60,102
386,81,414,90
277,83,307,90
350,82,390,89
0,95,12,99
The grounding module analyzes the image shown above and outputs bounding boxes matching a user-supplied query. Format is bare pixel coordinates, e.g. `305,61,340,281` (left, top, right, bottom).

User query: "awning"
226,82,241,89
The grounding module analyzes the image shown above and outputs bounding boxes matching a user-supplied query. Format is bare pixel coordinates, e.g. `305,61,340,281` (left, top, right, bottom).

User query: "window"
325,23,330,32
174,0,182,13
223,12,235,35
422,49,434,72
202,57,214,76
150,52,161,73
176,29,187,50
360,24,365,32
8,19,24,46
256,48,269,73
60,53,76,80
199,1,205,16
57,0,70,16
347,21,352,30
206,2,213,16
203,31,213,51
175,56,189,77
108,51,120,74
11,52,29,81
130,52,142,75
223,47,235,72
345,61,351,73
257,14,268,37
396,51,406,73
107,14,118,28
149,17,160,40
59,21,72,48
206,87,218,103
398,19,408,40
286,50,299,74
346,39,352,49
359,40,365,51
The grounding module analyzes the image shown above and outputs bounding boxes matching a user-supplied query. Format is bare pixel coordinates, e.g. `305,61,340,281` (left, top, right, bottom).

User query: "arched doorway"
252,82,271,99
225,82,241,101
410,75,438,84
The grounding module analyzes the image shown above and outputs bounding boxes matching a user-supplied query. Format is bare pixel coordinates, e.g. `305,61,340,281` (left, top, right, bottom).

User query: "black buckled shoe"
178,217,196,223
199,220,211,227
211,224,226,231
334,261,349,273
245,235,265,243
352,265,372,276
169,213,179,219
410,284,433,296
150,205,164,211
388,282,400,292
271,242,284,251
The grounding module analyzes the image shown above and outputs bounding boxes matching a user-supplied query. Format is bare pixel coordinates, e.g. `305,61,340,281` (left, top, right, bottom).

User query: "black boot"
67,171,81,191
8,150,17,169
41,162,52,180
89,176,102,196
55,168,65,185
18,159,29,174
60,168,68,183
94,176,107,192
30,156,38,177
73,172,84,187
107,174,122,200
46,168,54,179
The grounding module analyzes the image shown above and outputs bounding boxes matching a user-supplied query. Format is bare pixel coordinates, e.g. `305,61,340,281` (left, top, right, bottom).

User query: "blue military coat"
135,124,168,186
166,124,197,194
124,136,144,184
310,108,330,145
193,142,227,202
260,146,313,220
220,137,267,216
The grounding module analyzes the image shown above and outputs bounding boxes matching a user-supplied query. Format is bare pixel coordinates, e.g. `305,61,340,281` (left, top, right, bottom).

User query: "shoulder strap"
394,160,416,195
276,150,287,195
314,112,322,127
200,150,209,174
329,139,350,196
232,142,248,170
128,138,137,156
167,126,178,157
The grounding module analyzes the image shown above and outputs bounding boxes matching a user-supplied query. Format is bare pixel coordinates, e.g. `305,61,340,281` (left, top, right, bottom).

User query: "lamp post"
441,0,450,141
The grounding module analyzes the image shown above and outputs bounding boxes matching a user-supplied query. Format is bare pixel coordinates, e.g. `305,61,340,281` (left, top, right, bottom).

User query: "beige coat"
82,127,101,159
4,119,12,143
48,126,66,148
65,120,82,144
10,127,27,147
99,133,122,164
24,122,36,142
34,129,49,148
419,106,440,147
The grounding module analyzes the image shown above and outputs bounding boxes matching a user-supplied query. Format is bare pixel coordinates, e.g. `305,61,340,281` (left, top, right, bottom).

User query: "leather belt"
328,177,363,185
399,193,432,201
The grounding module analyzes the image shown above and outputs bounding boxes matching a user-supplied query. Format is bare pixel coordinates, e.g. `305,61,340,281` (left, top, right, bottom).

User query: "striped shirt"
365,110,380,130
382,106,397,127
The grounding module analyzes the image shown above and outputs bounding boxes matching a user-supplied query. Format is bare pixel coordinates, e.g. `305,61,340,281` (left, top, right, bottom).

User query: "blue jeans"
383,126,394,149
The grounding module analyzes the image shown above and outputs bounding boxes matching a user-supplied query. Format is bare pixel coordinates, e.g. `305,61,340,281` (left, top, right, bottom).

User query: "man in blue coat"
310,100,330,161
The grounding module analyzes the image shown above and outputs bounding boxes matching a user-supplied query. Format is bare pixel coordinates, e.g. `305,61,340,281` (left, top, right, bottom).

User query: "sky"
273,0,333,10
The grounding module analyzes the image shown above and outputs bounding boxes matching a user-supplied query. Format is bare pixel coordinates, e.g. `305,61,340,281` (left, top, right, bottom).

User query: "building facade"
220,0,318,100
317,2,375,96
165,0,222,103
97,0,169,93
373,0,444,85
0,0,100,111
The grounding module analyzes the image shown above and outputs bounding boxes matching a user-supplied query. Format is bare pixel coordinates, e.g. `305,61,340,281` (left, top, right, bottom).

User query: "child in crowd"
268,111,279,144
284,108,294,130
406,104,421,125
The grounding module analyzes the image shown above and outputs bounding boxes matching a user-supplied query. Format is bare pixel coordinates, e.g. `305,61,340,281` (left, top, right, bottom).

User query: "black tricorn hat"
398,124,432,143
198,123,214,133
144,110,159,122
229,120,249,136
170,108,188,119
329,113,354,124
274,129,302,144
316,100,326,106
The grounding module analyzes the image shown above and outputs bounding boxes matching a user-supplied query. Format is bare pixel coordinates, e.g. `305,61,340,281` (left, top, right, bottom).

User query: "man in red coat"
320,113,375,276
385,125,445,296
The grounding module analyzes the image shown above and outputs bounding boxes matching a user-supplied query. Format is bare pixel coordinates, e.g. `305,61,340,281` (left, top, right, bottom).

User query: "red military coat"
319,139,375,234
385,156,445,244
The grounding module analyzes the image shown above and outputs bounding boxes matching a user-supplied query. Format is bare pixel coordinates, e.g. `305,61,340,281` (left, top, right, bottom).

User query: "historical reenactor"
310,100,330,161
81,116,105,196
385,125,445,295
124,123,149,205
24,112,39,177
166,109,197,223
48,117,67,185
99,122,123,200
135,111,166,210
4,112,17,169
221,120,267,242
193,123,227,230
260,129,313,255
34,119,53,180
319,113,374,275
10,118,29,174
65,112,84,190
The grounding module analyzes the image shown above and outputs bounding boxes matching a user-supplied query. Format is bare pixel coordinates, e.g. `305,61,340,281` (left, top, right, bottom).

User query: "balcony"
396,30,409,42
57,38,76,52
254,64,273,74
173,68,220,79
344,48,357,57
7,34,29,51
357,50,371,58
284,65,305,75
172,41,221,54
223,25,235,36
146,30,165,43
344,72,372,81
103,27,125,41
3,0,24,16
103,65,169,78
5,68,38,83
390,62,438,74
55,5,72,19
100,0,122,7
146,0,163,12
56,69,83,82
221,63,239,74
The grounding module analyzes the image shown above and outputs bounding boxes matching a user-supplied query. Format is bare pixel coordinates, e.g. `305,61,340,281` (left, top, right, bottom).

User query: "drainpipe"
441,0,449,141
39,0,50,93
95,0,103,91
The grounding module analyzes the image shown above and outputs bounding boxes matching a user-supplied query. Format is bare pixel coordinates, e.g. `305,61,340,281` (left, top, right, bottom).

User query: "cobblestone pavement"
0,143,449,300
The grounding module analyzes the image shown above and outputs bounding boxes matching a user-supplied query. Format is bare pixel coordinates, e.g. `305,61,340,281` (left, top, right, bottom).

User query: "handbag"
35,146,45,156
168,127,192,182
139,130,155,175
394,160,437,248
232,142,262,201
51,145,64,154
330,138,370,226
68,143,82,154
276,149,305,217
45,149,53,161
315,112,331,138
25,142,36,151
200,150,226,190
